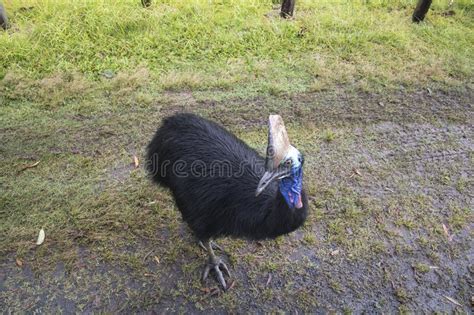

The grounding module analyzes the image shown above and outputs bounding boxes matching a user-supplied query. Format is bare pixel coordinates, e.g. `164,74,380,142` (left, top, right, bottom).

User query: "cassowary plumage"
146,113,307,289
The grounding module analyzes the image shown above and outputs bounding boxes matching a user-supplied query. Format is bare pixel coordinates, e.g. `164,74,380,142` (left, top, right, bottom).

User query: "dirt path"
1,88,473,313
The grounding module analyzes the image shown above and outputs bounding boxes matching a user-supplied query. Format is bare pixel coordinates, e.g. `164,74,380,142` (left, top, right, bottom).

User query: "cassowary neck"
278,168,303,209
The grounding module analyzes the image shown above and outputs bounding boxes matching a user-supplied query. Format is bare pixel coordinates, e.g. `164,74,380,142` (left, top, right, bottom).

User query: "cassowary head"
256,115,304,208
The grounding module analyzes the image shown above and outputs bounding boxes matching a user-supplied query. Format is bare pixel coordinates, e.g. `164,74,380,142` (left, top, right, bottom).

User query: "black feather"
146,113,308,241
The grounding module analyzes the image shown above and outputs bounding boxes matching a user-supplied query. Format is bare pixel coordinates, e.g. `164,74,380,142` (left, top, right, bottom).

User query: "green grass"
0,0,473,312
1,0,473,95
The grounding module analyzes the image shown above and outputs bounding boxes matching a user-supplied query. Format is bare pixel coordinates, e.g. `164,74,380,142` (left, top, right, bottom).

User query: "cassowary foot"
202,257,231,290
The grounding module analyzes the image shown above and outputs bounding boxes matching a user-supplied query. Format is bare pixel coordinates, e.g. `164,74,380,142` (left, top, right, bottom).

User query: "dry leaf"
442,224,453,241
331,249,340,256
442,223,449,236
19,161,40,173
348,168,362,179
444,295,462,307
16,258,23,267
353,168,362,176
227,280,236,291
36,228,45,245
133,155,139,168
210,287,220,296
266,274,272,286
142,249,154,262
200,287,211,294
200,286,220,300
153,256,160,264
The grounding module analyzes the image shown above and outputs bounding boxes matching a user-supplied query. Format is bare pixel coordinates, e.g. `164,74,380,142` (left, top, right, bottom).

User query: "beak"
255,167,291,196
256,114,292,197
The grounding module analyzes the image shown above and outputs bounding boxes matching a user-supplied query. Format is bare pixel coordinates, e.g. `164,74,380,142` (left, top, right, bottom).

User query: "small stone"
101,70,115,79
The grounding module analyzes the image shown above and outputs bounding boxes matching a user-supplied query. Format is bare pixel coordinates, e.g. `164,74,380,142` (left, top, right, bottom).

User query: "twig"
142,249,154,262
18,161,40,173
443,295,462,307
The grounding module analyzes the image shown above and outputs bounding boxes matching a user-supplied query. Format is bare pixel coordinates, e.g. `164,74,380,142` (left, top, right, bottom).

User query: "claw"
214,266,227,289
220,261,231,277
202,264,211,280
202,259,231,290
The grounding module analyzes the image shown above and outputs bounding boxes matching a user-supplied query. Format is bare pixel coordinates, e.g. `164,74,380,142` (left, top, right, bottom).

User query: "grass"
1,88,472,312
0,0,473,313
0,0,473,95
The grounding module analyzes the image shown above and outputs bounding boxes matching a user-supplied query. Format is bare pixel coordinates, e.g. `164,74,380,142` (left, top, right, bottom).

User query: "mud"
1,88,473,313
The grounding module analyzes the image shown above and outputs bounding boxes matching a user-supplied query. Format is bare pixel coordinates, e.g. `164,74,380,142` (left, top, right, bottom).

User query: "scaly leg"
201,240,231,290
198,240,223,252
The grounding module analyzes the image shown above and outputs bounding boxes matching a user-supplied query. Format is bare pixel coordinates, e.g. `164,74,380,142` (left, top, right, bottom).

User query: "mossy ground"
1,84,472,312
1,0,473,313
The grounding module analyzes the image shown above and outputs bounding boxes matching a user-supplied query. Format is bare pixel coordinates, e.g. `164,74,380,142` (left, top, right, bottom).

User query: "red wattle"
296,194,303,209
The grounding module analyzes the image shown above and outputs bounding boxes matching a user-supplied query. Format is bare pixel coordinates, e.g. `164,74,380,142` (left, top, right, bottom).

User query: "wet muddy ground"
1,88,473,313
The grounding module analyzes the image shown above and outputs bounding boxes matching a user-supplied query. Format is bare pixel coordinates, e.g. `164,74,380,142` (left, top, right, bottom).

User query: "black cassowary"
146,113,307,289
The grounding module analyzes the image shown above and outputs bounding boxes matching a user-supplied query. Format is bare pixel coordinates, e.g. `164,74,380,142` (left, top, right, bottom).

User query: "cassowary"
146,113,307,289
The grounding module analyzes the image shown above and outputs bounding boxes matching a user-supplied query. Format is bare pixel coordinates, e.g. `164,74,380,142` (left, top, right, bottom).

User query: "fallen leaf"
16,258,23,267
200,287,211,294
266,274,272,286
353,168,362,176
331,249,340,256
153,256,160,264
442,224,453,241
133,155,139,168
442,223,449,236
444,295,462,307
227,280,236,291
19,161,40,173
142,249,154,262
200,286,220,300
210,287,220,296
36,228,45,245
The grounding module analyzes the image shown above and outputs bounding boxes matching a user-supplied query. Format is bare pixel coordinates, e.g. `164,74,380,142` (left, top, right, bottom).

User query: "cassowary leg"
201,240,231,290
198,240,223,251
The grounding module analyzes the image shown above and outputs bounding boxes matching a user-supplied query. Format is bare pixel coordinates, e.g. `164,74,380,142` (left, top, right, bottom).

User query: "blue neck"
279,167,303,209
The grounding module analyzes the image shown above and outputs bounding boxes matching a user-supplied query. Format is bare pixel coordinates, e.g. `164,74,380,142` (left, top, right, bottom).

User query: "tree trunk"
0,3,9,30
412,0,432,23
141,0,152,7
280,0,295,18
